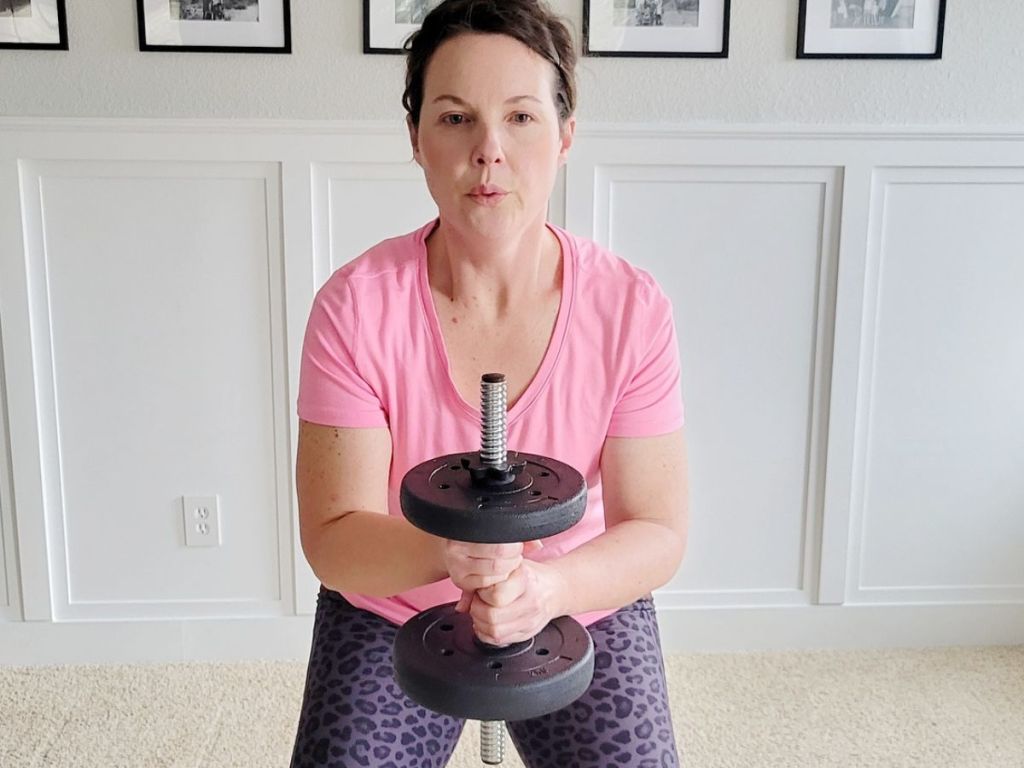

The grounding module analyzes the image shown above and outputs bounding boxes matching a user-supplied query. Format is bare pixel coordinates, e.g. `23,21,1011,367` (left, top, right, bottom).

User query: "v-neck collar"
415,218,576,424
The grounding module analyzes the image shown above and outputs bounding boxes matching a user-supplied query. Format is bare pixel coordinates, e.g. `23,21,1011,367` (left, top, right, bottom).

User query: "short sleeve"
606,283,685,437
297,277,388,428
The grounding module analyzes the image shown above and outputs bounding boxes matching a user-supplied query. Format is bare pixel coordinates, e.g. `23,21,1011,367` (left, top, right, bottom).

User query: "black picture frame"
364,0,439,55
0,0,68,50
794,0,946,60
583,0,730,59
136,0,291,54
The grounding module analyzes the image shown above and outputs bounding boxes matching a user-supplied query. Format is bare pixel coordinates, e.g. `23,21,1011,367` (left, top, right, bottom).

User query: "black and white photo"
830,0,915,29
394,0,440,25
137,0,290,52
799,0,944,58
365,0,442,54
585,0,728,57
0,0,67,49
1,0,32,18
613,0,699,29
171,0,261,22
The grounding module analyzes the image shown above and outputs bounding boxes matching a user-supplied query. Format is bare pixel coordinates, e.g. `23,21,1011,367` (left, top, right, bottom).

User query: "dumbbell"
393,373,595,765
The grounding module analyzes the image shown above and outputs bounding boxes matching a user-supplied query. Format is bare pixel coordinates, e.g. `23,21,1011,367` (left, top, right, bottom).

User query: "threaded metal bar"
480,720,505,765
480,373,508,468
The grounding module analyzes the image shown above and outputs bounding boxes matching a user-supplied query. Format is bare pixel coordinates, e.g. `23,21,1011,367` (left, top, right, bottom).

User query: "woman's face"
410,32,575,243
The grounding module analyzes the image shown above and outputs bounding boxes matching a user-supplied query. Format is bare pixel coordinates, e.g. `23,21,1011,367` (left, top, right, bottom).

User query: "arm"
467,428,689,643
296,419,527,598
549,427,689,615
296,419,449,597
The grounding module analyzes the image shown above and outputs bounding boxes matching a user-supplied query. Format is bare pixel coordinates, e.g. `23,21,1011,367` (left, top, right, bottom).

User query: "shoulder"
313,221,431,311
557,225,668,313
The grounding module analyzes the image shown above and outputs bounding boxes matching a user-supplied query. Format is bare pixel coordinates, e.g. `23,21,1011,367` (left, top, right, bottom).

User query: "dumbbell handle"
395,374,590,762
479,374,508,765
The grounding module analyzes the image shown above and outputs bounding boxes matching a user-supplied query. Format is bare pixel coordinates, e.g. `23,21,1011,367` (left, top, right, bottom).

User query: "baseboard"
0,616,316,667
655,602,1024,653
2,604,1022,667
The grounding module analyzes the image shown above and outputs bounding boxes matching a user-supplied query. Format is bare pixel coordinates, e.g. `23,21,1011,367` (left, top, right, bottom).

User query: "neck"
427,218,561,321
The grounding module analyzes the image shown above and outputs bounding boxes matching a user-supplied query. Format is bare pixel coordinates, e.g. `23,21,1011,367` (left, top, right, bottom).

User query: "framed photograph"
584,0,729,58
798,0,946,59
136,0,291,53
0,0,67,50
364,0,441,54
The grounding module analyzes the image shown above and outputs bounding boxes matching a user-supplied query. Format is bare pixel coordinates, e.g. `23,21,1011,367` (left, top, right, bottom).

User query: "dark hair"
402,0,577,128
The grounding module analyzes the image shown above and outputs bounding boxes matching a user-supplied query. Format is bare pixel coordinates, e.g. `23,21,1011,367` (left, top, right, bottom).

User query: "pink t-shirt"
297,219,684,627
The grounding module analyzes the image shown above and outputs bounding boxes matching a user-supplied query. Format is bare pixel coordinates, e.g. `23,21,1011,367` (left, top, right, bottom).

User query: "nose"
472,124,505,167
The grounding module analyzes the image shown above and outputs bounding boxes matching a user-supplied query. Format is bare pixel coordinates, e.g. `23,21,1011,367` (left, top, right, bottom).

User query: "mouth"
467,185,509,207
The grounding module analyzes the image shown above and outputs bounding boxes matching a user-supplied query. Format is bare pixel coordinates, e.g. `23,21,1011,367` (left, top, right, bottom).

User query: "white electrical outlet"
182,495,221,547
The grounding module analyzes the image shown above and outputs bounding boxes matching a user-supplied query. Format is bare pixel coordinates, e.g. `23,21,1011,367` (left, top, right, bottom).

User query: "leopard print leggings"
290,587,679,767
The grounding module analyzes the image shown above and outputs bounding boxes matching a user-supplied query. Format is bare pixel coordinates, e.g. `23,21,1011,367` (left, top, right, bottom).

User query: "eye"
511,113,534,125
442,113,467,126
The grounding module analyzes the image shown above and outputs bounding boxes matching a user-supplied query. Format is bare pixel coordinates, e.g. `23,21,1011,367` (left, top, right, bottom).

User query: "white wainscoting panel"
0,356,16,620
16,159,293,621
575,162,841,608
314,161,438,278
1,120,1022,662
848,167,1024,605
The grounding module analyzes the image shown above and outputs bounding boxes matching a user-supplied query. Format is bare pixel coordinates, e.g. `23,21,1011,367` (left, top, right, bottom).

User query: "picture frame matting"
797,0,946,59
0,0,68,50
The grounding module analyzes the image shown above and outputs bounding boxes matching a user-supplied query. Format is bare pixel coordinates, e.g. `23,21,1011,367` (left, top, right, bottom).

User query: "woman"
291,1,689,765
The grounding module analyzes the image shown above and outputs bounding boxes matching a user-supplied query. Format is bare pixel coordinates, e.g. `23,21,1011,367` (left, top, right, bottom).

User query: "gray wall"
2,1,1023,125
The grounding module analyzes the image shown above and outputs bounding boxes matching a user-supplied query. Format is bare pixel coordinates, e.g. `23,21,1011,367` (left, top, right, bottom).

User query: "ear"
407,116,422,165
557,116,576,168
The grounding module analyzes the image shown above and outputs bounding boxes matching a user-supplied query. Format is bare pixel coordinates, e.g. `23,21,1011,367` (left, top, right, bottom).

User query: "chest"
432,293,561,410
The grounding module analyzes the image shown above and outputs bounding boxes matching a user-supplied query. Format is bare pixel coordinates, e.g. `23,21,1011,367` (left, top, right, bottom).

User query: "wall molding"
4,117,1024,142
0,322,17,620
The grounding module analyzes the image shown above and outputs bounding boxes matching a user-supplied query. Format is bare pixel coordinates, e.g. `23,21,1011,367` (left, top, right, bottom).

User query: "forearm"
548,519,687,617
302,511,448,597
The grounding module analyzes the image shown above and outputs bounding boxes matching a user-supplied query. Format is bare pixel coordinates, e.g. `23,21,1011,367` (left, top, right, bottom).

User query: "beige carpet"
2,646,1023,767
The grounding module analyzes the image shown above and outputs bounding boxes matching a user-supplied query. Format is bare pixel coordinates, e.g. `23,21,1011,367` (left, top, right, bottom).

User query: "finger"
446,544,522,573
454,571,517,592
476,576,526,608
462,554,522,574
448,555,521,587
469,600,528,639
472,621,534,647
475,633,513,647
470,609,506,646
451,561,521,591
455,589,473,613
459,542,524,559
473,555,523,577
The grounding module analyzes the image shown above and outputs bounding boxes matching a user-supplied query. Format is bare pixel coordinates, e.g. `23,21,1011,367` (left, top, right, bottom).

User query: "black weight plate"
400,451,587,543
394,603,595,722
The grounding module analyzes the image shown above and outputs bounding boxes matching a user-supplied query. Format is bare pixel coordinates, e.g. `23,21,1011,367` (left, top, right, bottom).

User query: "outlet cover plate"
182,495,221,547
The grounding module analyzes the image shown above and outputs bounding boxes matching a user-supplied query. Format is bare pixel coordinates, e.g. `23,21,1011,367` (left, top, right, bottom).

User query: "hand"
443,540,524,595
459,556,567,646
